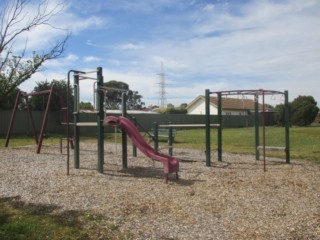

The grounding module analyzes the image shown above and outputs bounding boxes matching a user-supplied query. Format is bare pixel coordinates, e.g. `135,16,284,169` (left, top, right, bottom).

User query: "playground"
1,67,319,238
0,141,319,239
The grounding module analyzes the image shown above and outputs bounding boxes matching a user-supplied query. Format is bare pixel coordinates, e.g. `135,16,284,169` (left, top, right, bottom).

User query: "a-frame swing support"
5,85,55,153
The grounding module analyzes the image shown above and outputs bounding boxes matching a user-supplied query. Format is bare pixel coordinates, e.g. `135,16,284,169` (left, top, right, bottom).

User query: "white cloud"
129,0,320,104
117,43,144,50
17,0,320,106
86,0,189,13
203,4,215,12
83,56,102,63
43,54,79,69
7,0,106,54
19,71,66,93
58,15,105,34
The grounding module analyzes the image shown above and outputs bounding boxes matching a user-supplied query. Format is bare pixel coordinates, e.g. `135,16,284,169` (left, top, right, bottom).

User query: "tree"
180,103,188,109
0,0,69,109
275,95,319,126
104,80,128,110
126,90,145,110
156,103,187,114
0,85,20,109
274,103,286,126
291,96,319,126
103,80,144,110
79,101,93,110
29,79,72,111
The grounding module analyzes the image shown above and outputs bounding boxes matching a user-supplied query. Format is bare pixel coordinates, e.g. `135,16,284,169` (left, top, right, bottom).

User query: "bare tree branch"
0,0,66,54
0,0,69,108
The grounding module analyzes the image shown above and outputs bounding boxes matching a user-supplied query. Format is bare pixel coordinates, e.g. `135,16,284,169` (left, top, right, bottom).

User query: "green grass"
171,126,320,162
1,126,319,162
0,134,62,147
104,126,320,162
0,197,130,240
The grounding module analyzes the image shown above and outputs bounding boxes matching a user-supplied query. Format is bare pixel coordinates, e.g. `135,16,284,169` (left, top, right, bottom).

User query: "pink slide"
104,116,179,177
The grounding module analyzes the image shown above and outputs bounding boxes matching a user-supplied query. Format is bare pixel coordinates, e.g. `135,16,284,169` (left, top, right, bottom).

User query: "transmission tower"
157,62,167,108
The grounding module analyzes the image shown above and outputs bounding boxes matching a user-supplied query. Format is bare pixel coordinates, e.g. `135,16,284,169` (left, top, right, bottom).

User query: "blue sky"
14,0,320,107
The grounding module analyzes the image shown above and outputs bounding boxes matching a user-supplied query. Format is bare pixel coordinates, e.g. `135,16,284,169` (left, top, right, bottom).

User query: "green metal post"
255,94,260,160
132,117,137,157
122,92,127,118
205,89,211,166
73,74,80,169
97,67,104,173
168,127,173,156
284,90,290,163
154,122,159,152
217,92,222,161
121,92,127,168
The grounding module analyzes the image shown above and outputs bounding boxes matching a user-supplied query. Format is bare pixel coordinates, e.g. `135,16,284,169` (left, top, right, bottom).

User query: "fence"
0,110,64,136
0,110,276,136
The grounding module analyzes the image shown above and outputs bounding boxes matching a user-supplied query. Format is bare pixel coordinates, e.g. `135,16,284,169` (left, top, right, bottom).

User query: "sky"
9,0,320,107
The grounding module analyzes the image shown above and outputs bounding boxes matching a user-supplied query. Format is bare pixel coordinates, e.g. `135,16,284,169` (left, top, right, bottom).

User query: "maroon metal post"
5,91,21,147
24,96,38,144
36,85,55,153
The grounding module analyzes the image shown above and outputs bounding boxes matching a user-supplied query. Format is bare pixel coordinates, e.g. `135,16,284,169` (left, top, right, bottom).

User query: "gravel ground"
0,142,319,239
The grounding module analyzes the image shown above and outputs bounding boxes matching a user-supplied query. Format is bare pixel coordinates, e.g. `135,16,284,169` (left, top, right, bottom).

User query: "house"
187,95,265,115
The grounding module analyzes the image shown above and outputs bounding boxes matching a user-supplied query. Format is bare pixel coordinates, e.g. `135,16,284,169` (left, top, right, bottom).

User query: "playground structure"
66,67,105,175
4,66,290,177
151,89,290,171
5,85,55,153
66,67,179,181
205,89,290,171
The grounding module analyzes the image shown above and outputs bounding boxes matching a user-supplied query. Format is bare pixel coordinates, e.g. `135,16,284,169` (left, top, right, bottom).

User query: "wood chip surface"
0,142,319,239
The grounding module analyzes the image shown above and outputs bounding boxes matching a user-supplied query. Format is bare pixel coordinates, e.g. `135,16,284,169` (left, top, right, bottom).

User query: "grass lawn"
168,126,320,163
0,197,129,240
1,126,319,162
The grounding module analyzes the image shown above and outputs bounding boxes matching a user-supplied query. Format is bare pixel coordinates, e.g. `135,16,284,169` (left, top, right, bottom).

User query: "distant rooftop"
105,110,159,114
209,96,263,110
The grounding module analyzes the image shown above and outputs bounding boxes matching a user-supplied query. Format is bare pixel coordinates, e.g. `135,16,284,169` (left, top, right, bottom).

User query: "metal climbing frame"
66,67,104,175
205,89,290,170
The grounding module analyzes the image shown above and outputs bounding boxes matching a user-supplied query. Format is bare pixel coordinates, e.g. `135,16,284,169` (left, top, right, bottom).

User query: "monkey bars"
205,89,290,171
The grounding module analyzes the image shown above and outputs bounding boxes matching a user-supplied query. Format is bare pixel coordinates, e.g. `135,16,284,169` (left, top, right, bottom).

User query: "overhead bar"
210,89,285,96
101,86,128,92
79,76,98,80
159,124,220,128
22,89,52,96
74,70,98,76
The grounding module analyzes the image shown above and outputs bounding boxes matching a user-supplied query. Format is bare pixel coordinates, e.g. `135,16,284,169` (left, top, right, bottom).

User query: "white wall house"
187,95,264,115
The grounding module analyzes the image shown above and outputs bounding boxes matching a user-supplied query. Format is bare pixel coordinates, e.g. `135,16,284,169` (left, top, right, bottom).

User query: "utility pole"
157,62,167,108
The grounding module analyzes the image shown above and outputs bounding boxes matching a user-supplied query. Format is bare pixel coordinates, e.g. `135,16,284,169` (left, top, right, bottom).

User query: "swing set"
5,85,55,153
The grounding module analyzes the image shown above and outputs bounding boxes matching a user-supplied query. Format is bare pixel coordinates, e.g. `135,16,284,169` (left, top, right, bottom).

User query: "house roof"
210,96,262,110
105,110,159,114
187,95,267,111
